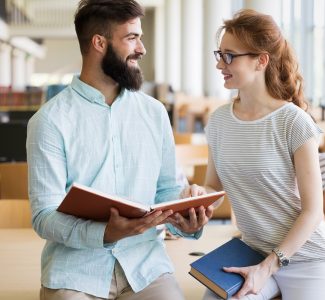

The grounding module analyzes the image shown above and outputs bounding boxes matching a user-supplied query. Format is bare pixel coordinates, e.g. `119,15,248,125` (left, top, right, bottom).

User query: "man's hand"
165,205,214,234
104,208,173,243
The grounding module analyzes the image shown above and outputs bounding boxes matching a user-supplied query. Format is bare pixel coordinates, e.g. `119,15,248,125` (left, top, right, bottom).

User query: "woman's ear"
256,53,269,71
92,34,107,54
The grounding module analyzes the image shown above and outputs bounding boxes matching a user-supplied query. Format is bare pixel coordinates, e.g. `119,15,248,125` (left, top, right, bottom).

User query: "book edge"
189,268,228,299
151,191,225,209
70,183,150,211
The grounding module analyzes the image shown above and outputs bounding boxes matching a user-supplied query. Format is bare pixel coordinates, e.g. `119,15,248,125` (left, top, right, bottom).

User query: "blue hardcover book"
189,238,265,299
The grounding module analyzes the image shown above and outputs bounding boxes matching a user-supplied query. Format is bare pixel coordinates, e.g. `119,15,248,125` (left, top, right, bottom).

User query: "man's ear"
256,53,269,71
92,34,107,54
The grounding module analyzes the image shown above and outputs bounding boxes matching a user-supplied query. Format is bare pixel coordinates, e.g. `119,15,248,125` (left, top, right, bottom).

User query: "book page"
151,191,225,217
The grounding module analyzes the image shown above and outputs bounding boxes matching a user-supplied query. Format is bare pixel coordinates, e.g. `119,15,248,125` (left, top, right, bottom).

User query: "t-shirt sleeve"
204,118,212,144
290,111,323,154
204,109,219,145
319,153,325,190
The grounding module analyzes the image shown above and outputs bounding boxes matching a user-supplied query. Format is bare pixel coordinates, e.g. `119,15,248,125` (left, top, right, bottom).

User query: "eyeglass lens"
214,51,232,64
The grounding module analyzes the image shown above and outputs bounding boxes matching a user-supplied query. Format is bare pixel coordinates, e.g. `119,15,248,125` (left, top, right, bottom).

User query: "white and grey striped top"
319,152,325,190
206,102,325,263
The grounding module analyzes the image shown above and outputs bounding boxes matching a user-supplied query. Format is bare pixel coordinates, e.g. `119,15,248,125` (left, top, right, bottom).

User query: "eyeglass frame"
213,50,259,65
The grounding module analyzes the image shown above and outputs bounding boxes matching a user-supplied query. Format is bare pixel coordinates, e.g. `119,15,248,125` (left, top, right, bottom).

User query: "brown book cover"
57,183,226,221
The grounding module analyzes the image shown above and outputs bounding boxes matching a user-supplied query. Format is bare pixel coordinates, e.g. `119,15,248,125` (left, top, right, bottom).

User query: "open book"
57,183,225,221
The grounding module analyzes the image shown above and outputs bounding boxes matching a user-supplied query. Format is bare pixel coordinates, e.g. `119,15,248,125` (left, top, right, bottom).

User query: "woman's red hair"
218,9,307,110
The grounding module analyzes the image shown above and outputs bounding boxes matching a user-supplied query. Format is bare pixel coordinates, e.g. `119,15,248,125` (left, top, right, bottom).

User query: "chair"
173,93,231,133
175,144,208,167
192,164,207,185
175,144,208,184
173,93,202,132
212,194,232,219
191,164,232,220
174,132,192,144
0,199,32,228
185,100,210,133
0,162,28,199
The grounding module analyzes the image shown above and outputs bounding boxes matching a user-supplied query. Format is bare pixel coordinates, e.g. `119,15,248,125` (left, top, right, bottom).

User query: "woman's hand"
165,184,213,234
225,255,279,299
166,205,214,234
180,184,207,198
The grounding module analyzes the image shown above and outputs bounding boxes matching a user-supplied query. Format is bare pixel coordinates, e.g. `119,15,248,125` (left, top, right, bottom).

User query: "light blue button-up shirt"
27,76,194,298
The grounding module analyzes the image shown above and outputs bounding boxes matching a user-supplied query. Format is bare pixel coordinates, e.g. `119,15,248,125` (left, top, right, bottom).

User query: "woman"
203,9,325,300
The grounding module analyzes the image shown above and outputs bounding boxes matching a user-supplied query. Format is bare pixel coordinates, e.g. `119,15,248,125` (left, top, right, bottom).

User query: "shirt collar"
71,75,126,106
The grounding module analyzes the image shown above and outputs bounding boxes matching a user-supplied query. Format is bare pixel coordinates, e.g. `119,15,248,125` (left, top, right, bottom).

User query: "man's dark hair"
74,0,145,55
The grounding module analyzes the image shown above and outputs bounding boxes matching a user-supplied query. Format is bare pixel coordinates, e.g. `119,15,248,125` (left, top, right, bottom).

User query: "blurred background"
1,4,325,299
1,0,324,101
1,0,325,162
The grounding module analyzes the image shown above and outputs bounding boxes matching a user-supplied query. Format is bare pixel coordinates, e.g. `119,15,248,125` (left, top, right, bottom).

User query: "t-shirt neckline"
230,101,292,124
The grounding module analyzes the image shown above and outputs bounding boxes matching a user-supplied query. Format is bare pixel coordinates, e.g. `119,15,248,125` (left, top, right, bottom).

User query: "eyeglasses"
213,50,258,65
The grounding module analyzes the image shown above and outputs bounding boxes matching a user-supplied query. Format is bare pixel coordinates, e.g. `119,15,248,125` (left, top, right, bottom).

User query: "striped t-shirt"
319,152,325,190
206,102,325,263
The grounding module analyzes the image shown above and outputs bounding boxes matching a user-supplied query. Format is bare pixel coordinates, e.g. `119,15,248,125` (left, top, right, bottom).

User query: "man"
27,1,213,299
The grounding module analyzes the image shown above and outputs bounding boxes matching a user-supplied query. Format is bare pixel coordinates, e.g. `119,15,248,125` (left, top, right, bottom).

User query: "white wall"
139,8,155,82
34,10,155,83
0,19,9,40
34,38,81,75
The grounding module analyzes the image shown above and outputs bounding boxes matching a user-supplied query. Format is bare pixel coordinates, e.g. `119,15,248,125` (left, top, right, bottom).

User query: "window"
313,0,325,106
282,0,325,106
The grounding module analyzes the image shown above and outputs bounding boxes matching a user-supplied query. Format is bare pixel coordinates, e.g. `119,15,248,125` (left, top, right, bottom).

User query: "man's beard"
101,44,143,91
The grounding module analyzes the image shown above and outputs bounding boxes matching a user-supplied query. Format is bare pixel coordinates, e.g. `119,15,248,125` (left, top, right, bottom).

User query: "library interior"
1,1,325,300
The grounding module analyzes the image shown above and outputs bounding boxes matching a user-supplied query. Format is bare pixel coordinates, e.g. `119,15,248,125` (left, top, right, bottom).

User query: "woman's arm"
166,148,222,236
269,136,323,261
204,148,224,209
231,137,324,298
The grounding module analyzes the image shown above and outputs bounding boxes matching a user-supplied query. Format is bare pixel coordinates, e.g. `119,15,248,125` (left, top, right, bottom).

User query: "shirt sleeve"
154,108,183,204
27,112,107,250
166,223,203,239
153,108,203,239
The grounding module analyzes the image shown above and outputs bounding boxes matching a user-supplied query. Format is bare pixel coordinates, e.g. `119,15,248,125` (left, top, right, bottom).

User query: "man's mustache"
127,53,143,61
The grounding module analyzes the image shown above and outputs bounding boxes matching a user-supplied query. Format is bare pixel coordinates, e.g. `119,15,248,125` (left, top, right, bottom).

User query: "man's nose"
136,40,146,56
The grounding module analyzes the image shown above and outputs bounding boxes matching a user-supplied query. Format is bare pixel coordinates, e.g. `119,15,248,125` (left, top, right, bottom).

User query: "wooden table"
0,225,237,300
0,229,45,300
